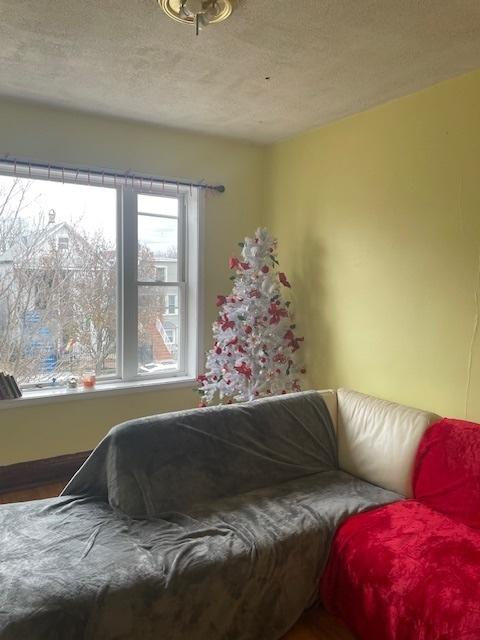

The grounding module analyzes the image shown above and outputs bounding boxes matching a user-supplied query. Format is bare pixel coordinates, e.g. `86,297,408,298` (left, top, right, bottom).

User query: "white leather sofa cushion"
318,389,338,431
337,388,440,497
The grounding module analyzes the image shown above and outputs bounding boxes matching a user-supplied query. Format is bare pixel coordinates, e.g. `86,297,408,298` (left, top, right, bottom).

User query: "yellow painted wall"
0,99,266,464
266,70,480,421
3,68,480,465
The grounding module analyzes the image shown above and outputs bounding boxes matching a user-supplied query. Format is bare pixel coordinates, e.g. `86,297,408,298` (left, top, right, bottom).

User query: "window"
166,294,177,315
164,327,175,343
57,236,69,251
0,165,201,392
155,266,167,282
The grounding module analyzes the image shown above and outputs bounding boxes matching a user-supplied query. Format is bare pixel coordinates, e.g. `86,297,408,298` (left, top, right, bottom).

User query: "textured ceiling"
0,0,480,143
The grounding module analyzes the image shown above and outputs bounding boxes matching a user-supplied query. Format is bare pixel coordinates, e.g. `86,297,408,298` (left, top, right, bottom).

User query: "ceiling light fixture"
159,0,235,36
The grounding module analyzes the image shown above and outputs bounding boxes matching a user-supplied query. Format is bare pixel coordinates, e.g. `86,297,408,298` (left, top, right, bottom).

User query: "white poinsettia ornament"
198,227,305,405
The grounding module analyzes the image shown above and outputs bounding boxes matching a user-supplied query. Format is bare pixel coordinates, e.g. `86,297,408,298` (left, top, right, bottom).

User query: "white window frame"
0,162,203,398
120,184,200,382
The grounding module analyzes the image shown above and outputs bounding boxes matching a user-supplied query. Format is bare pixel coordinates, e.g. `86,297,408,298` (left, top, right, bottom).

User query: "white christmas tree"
198,227,305,406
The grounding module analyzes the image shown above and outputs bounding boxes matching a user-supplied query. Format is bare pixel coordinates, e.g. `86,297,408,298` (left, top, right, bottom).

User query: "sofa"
0,389,443,639
321,415,480,640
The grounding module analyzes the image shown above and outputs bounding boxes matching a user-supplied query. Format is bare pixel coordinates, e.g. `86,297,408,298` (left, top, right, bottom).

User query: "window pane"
138,285,180,374
137,213,178,282
137,194,178,217
0,176,117,386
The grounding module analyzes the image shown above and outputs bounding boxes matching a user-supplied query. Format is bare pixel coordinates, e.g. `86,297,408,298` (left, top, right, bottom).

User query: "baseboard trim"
0,451,91,494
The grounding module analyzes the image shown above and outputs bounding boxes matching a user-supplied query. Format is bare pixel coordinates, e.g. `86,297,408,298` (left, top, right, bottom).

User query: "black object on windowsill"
0,372,22,400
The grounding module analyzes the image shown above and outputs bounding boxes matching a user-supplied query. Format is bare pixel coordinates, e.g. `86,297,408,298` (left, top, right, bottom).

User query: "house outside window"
0,163,201,393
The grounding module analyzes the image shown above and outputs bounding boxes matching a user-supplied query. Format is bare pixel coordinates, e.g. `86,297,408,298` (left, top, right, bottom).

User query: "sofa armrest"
336,388,440,496
317,389,338,432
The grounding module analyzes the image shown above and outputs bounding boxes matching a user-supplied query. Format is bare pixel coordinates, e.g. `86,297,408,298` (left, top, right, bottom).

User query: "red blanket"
321,418,480,640
413,418,480,529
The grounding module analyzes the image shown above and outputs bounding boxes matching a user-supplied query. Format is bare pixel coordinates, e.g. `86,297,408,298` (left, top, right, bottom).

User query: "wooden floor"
0,482,354,640
282,606,354,640
0,481,66,504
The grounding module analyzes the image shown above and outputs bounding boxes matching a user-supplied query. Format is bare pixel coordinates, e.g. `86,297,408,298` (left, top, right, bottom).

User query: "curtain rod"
0,157,226,193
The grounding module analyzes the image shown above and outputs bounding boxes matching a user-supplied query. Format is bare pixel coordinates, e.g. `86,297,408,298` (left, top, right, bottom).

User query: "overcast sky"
0,176,177,254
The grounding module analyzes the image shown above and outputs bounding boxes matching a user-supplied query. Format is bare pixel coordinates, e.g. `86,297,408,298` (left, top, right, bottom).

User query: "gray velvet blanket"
0,392,399,639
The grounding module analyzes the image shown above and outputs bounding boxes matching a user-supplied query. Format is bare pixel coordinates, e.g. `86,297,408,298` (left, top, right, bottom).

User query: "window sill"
0,376,197,410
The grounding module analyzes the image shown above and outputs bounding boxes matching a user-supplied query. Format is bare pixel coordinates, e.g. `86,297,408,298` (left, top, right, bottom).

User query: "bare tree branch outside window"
0,177,175,386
